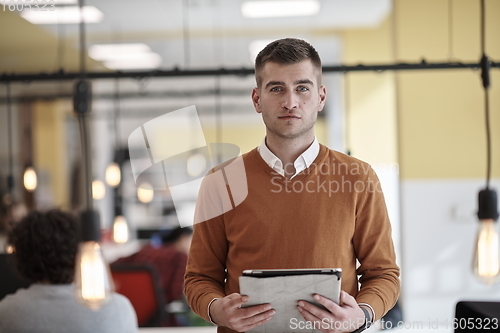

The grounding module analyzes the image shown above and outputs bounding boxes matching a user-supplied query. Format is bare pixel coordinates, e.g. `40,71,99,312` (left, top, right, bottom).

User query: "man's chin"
274,130,308,140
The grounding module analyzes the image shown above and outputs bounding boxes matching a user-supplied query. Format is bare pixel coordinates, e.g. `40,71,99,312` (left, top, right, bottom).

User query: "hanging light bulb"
472,189,499,285
137,182,154,203
23,166,37,191
105,162,121,187
187,153,207,177
113,215,129,244
74,210,113,310
74,241,113,310
92,180,105,200
72,1,113,312
472,220,499,284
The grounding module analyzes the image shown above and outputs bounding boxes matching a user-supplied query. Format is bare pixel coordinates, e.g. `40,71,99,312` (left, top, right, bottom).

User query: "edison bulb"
105,163,121,187
472,219,500,285
92,180,105,200
187,153,207,177
23,167,37,191
74,241,113,310
137,183,154,203
113,215,129,244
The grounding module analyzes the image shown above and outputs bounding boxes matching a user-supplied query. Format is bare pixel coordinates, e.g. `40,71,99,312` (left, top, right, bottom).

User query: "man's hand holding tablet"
209,293,276,332
297,291,368,333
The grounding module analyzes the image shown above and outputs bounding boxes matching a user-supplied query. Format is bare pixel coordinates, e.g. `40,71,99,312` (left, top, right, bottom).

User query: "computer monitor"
454,301,500,332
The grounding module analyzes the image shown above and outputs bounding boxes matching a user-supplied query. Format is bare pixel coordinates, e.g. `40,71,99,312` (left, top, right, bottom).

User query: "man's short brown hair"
254,38,322,87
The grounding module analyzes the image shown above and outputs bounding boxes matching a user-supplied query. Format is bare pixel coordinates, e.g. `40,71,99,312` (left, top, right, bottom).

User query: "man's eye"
270,87,282,92
297,86,309,92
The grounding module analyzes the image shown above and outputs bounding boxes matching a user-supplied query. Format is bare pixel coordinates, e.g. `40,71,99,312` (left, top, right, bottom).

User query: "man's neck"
265,132,315,178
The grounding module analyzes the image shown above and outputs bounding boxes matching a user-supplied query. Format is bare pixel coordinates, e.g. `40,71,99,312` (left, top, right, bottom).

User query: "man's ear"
252,87,262,114
318,85,327,112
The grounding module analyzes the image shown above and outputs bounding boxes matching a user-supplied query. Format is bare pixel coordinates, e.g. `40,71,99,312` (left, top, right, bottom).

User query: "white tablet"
239,268,342,332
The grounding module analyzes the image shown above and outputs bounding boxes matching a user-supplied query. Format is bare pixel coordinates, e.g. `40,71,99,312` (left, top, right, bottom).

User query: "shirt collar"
258,137,320,178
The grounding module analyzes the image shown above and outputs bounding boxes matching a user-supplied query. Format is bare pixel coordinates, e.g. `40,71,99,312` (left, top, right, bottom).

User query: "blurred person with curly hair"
0,209,138,333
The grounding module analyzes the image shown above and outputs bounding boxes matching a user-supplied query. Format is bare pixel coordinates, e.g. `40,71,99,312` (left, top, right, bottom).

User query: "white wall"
401,178,500,326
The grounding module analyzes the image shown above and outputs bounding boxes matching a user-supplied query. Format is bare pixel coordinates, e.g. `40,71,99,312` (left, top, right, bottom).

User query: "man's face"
252,60,327,140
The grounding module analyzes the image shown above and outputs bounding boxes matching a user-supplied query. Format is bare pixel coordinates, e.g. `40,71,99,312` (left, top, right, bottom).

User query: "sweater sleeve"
184,171,230,323
352,166,400,321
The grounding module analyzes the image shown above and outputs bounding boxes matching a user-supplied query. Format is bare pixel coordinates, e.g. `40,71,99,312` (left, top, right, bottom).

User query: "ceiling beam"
1,60,499,83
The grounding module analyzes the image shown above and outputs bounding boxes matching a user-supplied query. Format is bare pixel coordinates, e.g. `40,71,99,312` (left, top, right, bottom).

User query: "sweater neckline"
250,144,329,184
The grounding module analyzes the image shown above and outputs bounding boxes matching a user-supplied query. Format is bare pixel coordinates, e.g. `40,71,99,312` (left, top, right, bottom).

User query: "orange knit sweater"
184,144,400,332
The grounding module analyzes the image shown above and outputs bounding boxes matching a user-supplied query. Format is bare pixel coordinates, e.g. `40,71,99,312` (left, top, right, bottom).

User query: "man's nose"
281,91,298,110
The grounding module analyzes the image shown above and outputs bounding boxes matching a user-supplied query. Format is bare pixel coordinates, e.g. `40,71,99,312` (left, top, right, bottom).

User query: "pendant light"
23,166,37,191
112,206,129,244
137,182,154,204
73,0,113,310
472,0,499,285
91,179,105,200
105,78,122,187
105,162,121,187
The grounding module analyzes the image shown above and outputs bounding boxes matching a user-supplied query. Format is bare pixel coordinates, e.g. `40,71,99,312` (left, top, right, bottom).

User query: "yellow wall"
0,10,103,73
33,100,70,207
343,0,500,179
395,0,500,179
342,15,397,165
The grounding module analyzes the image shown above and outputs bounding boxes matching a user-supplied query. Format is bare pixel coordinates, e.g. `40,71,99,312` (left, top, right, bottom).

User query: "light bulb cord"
113,78,121,151
480,0,492,189
79,0,86,78
480,0,486,57
76,0,93,210
6,82,14,200
78,115,93,210
484,88,491,189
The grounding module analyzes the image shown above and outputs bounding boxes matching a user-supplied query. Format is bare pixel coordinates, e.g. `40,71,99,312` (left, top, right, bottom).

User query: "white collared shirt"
257,137,320,179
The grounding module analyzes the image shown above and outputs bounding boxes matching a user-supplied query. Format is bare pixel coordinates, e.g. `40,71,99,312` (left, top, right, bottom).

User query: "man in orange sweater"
184,38,400,333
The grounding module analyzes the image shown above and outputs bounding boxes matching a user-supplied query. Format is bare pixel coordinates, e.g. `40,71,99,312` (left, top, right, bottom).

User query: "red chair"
110,263,167,327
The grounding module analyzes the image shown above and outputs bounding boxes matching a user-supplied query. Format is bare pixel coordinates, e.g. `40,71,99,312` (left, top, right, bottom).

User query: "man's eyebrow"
294,79,314,86
264,79,315,89
264,81,285,89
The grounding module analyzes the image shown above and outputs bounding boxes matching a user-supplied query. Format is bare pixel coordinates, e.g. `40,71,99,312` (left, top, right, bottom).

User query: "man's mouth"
278,115,301,119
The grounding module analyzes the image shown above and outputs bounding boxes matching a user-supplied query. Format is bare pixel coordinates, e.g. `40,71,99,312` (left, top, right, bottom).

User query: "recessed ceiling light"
103,53,163,70
241,0,320,18
89,44,152,61
88,43,162,70
20,6,103,24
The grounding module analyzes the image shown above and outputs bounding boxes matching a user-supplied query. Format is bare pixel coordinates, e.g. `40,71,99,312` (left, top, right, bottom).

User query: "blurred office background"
0,0,499,331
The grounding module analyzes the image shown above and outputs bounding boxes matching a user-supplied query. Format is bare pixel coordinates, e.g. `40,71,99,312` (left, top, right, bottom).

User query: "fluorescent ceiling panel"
89,44,152,61
242,0,320,18
103,53,162,70
20,5,103,24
